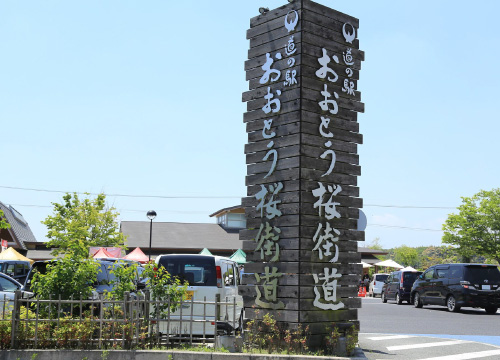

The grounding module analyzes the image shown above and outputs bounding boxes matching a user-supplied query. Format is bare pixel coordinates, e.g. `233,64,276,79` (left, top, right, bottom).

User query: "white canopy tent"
374,259,404,269
360,261,373,269
400,266,418,272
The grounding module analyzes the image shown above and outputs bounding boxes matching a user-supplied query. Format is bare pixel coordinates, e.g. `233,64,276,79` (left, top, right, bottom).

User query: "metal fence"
0,291,240,350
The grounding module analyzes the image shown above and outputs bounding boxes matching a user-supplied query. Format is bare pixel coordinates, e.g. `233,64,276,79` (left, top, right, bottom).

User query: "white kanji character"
312,182,342,219
313,267,344,310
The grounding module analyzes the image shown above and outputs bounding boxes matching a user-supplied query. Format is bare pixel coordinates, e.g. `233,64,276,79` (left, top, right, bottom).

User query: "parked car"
153,254,244,336
0,272,29,309
0,260,31,284
381,269,422,304
411,263,500,314
368,273,389,297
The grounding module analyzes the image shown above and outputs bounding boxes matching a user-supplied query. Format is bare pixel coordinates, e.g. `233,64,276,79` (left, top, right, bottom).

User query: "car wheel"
485,306,498,314
413,292,423,308
396,293,402,305
382,292,387,303
446,295,461,312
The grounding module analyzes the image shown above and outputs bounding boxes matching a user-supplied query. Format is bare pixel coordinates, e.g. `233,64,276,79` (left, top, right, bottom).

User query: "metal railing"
0,291,240,350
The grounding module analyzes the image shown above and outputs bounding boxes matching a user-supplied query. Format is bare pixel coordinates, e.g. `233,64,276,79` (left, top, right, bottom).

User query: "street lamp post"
147,210,157,261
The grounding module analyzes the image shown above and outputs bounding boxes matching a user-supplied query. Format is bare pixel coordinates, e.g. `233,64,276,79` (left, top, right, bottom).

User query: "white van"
154,254,244,338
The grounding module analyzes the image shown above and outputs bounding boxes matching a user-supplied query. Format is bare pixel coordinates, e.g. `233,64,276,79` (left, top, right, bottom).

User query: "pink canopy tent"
93,247,114,259
122,247,149,264
89,247,123,258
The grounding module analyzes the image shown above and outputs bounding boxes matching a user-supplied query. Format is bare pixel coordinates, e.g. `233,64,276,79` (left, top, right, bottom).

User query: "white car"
369,273,389,297
0,272,25,309
153,254,244,337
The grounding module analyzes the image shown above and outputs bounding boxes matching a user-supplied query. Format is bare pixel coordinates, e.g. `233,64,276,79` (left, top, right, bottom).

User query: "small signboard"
1,239,7,251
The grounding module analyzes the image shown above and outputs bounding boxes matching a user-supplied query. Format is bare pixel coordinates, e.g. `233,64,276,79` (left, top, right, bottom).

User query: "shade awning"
122,247,149,264
400,266,418,272
229,249,247,264
93,248,114,259
374,259,404,269
0,247,34,264
360,261,373,268
199,248,213,255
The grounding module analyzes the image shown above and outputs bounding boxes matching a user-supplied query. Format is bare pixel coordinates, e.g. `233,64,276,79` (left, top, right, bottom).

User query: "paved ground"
358,296,500,359
360,333,500,360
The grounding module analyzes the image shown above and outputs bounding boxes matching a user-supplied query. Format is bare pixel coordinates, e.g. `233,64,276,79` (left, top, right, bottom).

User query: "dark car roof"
430,263,499,268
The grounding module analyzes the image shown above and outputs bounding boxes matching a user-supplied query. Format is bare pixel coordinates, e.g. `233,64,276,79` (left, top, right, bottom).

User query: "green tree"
31,256,99,301
142,263,188,315
42,192,126,258
442,189,500,264
0,209,10,230
107,261,140,300
420,245,460,269
393,245,419,267
33,193,126,300
367,237,383,250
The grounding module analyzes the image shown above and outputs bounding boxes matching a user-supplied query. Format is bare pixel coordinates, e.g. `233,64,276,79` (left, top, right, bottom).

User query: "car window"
234,264,240,286
423,269,435,280
436,269,448,279
15,263,25,276
222,261,235,287
375,274,389,282
4,264,15,276
464,266,500,283
403,272,421,282
0,276,19,292
392,273,400,283
449,265,462,278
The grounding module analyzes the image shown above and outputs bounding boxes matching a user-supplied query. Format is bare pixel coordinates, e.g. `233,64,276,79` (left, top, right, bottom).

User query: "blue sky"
1,1,499,249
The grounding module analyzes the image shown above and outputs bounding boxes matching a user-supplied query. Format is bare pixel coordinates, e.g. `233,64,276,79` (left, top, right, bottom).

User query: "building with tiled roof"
0,202,37,251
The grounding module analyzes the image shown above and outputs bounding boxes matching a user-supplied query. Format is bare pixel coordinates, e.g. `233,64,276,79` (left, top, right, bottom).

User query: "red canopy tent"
93,247,114,259
122,247,149,264
90,247,123,258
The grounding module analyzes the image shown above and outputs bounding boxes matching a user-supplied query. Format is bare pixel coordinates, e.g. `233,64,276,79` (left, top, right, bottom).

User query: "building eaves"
209,205,243,218
0,202,37,249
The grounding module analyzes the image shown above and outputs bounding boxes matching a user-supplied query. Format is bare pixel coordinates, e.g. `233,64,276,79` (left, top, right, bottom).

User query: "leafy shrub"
244,311,308,355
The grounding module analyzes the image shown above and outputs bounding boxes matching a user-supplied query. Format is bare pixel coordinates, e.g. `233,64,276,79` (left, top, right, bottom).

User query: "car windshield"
158,256,217,286
464,266,500,284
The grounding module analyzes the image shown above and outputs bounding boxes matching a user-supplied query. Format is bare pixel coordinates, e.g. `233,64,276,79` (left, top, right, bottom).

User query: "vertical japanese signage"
240,0,364,347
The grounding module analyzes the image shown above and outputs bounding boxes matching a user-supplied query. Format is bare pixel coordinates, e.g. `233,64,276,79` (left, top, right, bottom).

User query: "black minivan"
0,260,31,284
381,269,422,305
411,263,500,314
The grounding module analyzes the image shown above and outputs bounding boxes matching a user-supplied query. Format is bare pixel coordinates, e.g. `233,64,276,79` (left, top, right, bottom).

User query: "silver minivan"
154,254,244,337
